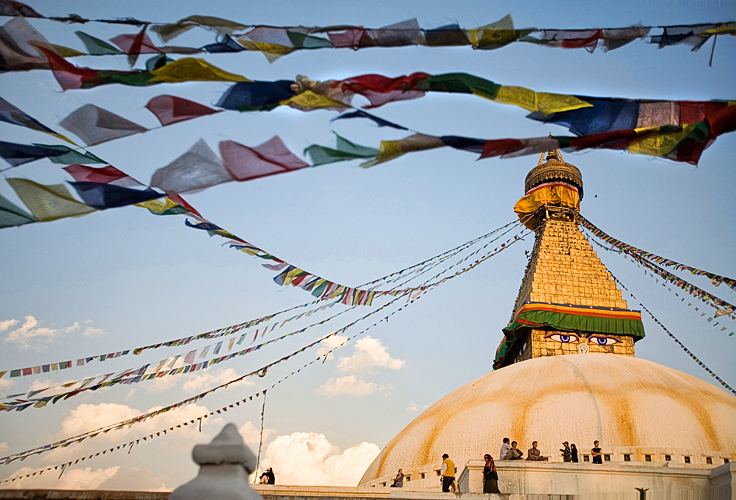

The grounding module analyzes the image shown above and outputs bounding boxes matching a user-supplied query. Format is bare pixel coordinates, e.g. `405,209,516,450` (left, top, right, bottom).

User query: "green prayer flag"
0,192,37,229
304,133,378,166
418,73,501,100
75,31,123,55
36,145,106,165
287,31,333,49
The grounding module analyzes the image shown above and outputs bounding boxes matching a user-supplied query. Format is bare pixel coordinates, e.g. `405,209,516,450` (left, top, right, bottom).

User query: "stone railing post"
170,423,263,500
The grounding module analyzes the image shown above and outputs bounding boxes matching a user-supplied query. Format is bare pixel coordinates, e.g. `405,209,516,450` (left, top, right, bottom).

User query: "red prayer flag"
339,72,430,108
480,139,527,159
145,95,221,126
219,136,309,182
40,47,100,90
327,27,376,49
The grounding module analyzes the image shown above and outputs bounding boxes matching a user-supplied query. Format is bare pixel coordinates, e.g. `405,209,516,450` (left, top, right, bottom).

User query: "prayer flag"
216,81,296,112
0,16,53,71
0,192,36,229
6,178,96,222
63,165,142,188
145,95,220,126
152,15,250,43
0,141,68,166
0,97,75,144
68,182,163,210
60,104,147,146
0,0,43,17
184,350,196,364
74,31,123,55
220,136,309,182
150,139,232,193
304,133,378,166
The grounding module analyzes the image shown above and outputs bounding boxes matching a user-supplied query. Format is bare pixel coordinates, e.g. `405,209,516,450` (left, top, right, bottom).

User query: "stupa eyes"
545,333,580,343
545,333,621,346
588,336,621,346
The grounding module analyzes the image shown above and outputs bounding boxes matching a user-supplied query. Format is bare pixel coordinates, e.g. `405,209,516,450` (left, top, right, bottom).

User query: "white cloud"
146,374,180,393
0,377,14,395
182,367,254,393
238,421,276,448
5,465,169,491
0,442,7,455
3,315,57,350
259,432,380,486
317,337,404,397
317,334,347,358
317,375,377,396
83,326,106,337
335,336,405,375
64,322,80,333
406,401,418,412
0,319,19,332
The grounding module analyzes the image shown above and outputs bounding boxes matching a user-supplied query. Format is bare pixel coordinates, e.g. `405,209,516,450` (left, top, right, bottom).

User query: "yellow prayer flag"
468,14,516,48
280,90,351,111
7,178,96,222
134,197,179,213
493,86,592,115
50,44,85,57
150,58,250,83
360,140,403,168
627,124,697,157
237,40,293,62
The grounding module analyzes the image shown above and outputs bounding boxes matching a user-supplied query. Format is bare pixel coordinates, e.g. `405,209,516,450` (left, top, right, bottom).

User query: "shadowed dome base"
359,354,736,485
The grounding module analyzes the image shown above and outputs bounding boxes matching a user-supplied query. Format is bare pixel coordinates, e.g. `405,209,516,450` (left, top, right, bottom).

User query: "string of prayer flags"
149,136,309,194
0,298,333,381
580,216,736,292
330,103,736,167
582,226,735,312
528,97,733,136
3,11,734,63
608,273,735,397
0,288,415,461
0,229,524,465
0,141,92,167
3,261,450,479
588,237,736,329
0,298,368,409
42,47,249,90
650,23,724,50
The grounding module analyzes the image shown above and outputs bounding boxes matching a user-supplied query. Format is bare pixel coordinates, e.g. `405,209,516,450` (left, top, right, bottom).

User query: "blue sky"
1,0,735,490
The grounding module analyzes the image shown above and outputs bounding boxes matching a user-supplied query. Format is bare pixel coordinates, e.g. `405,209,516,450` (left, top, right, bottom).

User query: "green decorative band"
494,302,646,368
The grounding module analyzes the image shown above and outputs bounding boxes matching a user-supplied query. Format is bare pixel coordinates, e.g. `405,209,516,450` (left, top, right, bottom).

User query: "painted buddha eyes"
545,333,621,345
588,336,621,346
546,333,580,343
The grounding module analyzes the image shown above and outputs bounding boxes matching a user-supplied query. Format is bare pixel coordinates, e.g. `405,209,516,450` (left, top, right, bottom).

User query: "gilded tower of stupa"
494,148,645,368
359,149,736,494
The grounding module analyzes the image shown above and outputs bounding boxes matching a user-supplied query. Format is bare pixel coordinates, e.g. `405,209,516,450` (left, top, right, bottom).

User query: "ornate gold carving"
525,156,584,199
